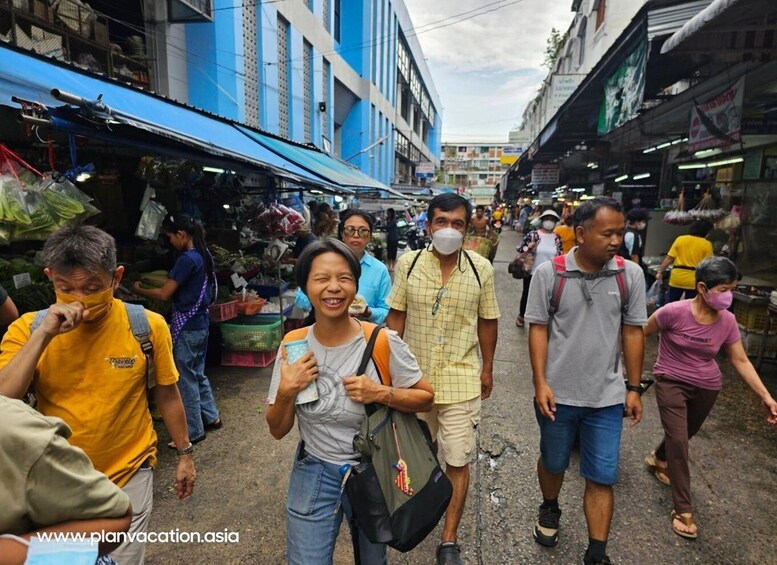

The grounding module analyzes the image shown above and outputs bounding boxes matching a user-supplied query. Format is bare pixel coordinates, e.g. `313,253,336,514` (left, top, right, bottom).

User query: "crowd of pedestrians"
1,195,775,565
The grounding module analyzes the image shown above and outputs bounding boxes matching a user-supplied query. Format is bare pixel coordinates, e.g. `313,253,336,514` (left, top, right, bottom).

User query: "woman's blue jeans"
173,329,219,441
286,444,388,565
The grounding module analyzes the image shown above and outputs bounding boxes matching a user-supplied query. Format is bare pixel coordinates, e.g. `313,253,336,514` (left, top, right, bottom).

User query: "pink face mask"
703,288,733,311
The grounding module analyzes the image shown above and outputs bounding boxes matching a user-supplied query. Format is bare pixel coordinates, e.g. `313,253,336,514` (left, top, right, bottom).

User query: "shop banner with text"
688,77,745,153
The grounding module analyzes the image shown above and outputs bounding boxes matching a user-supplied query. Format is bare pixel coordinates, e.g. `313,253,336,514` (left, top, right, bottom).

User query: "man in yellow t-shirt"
0,225,195,565
656,220,714,303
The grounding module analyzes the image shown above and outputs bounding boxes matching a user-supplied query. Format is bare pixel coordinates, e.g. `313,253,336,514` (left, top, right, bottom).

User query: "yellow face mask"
56,286,115,323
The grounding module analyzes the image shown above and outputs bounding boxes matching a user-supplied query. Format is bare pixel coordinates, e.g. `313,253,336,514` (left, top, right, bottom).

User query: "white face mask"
542,220,556,231
636,221,647,230
431,227,464,256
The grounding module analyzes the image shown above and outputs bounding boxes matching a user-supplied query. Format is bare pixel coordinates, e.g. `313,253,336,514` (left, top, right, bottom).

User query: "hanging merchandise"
689,190,726,222
663,189,693,225
139,184,155,211
715,204,741,230
135,200,167,240
0,145,37,227
62,134,96,183
241,199,306,237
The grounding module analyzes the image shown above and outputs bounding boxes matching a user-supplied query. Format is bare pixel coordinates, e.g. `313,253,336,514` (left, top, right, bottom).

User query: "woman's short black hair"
696,256,740,288
428,193,472,225
689,220,713,237
338,209,375,237
295,239,361,296
625,209,649,223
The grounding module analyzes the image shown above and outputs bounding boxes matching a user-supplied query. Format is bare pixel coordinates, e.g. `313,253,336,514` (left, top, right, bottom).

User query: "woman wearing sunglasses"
295,209,392,324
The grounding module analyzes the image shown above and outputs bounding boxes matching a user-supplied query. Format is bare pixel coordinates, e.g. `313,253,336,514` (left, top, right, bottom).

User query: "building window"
595,0,606,30
333,0,341,41
400,86,410,122
323,0,331,32
277,15,290,137
322,58,330,147
306,0,313,10
303,40,313,143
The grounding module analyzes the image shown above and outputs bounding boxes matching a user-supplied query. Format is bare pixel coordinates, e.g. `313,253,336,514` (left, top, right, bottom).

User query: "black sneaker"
584,554,613,565
533,504,561,547
436,542,462,565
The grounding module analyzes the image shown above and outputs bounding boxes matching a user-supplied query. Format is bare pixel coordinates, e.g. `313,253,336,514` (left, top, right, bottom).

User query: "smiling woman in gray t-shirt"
265,239,434,565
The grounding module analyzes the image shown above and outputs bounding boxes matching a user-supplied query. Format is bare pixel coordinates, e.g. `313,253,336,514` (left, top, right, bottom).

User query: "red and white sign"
688,77,745,153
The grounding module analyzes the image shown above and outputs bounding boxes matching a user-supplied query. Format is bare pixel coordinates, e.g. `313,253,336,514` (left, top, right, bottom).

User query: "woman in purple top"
643,256,777,540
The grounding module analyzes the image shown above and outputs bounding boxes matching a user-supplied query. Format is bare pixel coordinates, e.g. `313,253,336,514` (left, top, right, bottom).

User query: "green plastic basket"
220,320,282,352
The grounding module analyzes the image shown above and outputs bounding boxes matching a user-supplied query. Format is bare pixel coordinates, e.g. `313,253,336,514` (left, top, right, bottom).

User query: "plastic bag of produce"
39,174,95,222
13,189,58,241
136,200,167,240
0,176,33,225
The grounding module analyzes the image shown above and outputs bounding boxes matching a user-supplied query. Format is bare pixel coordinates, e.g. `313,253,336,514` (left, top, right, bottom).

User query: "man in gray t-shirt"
525,198,647,565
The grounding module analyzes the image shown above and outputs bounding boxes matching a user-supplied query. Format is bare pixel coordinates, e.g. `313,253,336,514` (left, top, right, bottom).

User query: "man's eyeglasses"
342,226,371,238
432,287,447,316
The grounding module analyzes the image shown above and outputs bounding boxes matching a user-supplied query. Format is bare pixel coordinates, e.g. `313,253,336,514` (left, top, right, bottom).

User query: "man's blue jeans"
173,329,219,441
286,444,388,565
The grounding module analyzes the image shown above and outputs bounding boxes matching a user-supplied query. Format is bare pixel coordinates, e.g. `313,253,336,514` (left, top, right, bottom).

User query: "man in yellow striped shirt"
387,193,500,565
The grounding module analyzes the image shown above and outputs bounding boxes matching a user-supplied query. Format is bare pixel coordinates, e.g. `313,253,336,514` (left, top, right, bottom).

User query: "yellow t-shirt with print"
667,235,714,289
0,299,178,487
554,225,576,254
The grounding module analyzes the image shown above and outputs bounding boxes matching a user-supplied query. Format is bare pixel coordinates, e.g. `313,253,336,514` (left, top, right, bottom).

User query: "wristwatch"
176,442,194,456
626,384,644,395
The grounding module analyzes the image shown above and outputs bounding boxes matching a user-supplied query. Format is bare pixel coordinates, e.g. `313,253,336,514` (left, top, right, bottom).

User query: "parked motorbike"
405,227,429,250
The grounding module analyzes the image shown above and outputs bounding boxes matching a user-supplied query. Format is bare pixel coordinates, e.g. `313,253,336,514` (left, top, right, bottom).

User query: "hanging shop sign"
531,163,560,185
415,162,435,179
597,42,647,136
688,77,745,153
500,146,524,165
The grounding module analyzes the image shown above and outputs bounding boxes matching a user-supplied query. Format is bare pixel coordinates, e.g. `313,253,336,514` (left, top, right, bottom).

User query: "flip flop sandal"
671,510,698,539
644,452,671,486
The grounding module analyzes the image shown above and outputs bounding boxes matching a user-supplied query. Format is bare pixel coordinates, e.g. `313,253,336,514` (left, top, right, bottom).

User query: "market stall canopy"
0,44,345,192
235,125,407,199
661,0,775,55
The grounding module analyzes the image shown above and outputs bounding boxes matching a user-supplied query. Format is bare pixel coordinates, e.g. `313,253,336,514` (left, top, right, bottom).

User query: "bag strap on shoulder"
358,322,391,387
549,255,630,319
405,250,424,281
548,255,567,318
124,303,155,389
462,251,481,288
282,327,309,344
407,249,481,289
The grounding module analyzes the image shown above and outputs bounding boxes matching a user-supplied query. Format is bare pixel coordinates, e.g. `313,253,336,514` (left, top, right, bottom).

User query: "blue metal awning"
236,124,407,198
0,45,344,191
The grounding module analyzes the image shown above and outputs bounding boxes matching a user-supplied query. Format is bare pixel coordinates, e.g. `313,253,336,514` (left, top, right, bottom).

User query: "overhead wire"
91,0,527,79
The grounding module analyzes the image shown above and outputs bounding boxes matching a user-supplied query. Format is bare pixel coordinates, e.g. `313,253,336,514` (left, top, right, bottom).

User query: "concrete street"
147,229,777,564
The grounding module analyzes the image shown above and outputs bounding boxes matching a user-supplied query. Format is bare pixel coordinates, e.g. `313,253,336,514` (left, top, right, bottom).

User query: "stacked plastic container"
219,285,288,368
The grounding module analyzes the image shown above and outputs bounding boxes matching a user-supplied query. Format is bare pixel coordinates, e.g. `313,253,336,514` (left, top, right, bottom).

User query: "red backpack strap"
548,255,568,318
613,256,630,316
360,322,392,386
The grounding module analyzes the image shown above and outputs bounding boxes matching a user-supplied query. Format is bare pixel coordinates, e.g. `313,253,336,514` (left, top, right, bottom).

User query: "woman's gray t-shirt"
267,326,423,465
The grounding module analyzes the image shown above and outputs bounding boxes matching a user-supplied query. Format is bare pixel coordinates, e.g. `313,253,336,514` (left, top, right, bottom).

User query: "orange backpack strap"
360,322,392,387
282,327,309,343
